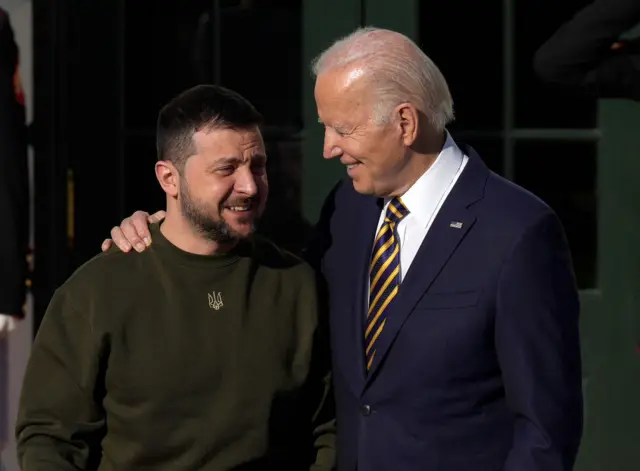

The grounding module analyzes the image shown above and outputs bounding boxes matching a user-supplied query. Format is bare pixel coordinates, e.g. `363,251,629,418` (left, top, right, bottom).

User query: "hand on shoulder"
101,210,166,253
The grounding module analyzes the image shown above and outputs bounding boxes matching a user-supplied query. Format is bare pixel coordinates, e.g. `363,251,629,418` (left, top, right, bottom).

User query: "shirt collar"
391,131,465,228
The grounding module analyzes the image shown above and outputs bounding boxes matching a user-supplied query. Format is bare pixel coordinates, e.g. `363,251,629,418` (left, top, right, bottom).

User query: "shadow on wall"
258,138,315,257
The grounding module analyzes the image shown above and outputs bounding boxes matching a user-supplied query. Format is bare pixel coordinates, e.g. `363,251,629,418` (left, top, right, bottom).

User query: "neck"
160,209,237,256
389,129,446,197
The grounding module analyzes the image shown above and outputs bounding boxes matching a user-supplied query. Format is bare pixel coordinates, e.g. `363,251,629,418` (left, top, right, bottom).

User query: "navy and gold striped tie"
365,197,409,370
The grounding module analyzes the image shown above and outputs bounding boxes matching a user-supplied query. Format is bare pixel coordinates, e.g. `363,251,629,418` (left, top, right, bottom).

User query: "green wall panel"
301,0,361,222
364,0,418,40
575,100,640,471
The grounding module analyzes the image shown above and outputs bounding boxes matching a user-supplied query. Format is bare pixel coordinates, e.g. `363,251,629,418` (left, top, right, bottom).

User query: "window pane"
124,0,302,130
123,134,165,217
419,1,503,130
514,141,597,289
124,0,211,130
452,135,504,176
260,134,313,256
514,0,597,128
218,3,302,129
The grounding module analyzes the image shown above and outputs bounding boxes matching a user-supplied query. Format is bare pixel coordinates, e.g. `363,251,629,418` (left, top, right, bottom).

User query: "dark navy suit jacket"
305,144,583,471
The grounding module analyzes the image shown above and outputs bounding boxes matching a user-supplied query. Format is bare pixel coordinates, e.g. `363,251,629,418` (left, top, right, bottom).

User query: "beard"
179,178,257,244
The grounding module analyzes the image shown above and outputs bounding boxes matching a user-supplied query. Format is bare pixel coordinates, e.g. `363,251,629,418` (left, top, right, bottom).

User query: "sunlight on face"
179,126,269,242
314,66,408,197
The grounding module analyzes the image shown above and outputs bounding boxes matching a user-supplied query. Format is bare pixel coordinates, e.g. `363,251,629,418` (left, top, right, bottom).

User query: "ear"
155,160,180,198
395,103,419,147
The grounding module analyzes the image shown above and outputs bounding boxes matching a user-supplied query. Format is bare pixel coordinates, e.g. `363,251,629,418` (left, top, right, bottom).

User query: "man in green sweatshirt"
15,84,335,471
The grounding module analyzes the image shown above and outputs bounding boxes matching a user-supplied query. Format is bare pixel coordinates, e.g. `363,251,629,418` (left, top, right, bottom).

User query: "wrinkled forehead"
315,64,370,98
315,68,375,123
192,126,265,158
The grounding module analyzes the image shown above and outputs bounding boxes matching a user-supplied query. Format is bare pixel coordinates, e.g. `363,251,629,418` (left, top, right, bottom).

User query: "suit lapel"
344,193,382,390
365,205,476,381
365,145,487,382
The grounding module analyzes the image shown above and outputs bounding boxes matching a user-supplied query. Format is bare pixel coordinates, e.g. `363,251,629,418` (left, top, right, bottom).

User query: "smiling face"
176,125,268,242
314,65,416,197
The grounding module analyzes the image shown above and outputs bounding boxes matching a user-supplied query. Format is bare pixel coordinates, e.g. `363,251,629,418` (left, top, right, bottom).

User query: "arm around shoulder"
16,286,107,470
495,211,582,471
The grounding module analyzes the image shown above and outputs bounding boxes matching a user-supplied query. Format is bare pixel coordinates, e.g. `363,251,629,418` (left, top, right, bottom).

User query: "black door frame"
32,0,127,332
32,0,69,331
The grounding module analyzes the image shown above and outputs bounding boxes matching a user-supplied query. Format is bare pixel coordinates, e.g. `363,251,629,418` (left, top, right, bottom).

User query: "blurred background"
1,0,640,470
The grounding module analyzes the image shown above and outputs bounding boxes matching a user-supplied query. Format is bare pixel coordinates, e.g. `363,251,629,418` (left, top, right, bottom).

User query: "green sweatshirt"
16,223,335,471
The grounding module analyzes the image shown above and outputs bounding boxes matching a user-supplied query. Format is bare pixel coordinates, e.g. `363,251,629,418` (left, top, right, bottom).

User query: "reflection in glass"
514,0,597,128
514,141,597,289
419,1,503,130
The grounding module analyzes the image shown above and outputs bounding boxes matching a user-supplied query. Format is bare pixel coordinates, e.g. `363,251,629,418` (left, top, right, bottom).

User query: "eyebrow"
213,157,243,166
318,118,348,131
213,154,267,166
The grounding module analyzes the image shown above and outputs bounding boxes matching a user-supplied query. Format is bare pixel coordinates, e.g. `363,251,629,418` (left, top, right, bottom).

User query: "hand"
101,210,166,253
610,39,640,52
0,314,19,339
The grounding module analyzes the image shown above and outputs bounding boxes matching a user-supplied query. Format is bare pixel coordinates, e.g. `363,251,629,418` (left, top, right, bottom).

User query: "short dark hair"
156,84,263,168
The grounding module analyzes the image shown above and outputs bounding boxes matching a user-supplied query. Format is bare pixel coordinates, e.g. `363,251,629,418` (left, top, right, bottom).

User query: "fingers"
130,211,153,250
148,210,166,224
110,225,133,252
117,212,148,253
101,239,113,252
106,210,158,254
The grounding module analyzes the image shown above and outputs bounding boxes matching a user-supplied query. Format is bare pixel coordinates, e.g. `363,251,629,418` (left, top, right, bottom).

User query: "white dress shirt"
373,132,468,282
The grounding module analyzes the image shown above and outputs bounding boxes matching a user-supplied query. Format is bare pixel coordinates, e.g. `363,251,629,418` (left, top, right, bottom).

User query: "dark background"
32,0,598,328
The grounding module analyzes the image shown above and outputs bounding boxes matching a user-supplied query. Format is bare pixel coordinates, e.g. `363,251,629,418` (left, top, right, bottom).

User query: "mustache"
221,197,258,208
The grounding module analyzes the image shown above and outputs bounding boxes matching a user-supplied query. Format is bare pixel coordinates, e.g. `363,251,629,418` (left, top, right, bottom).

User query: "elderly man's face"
314,66,408,197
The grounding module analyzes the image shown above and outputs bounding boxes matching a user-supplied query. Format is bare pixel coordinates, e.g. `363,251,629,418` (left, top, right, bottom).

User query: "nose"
234,167,258,196
323,129,343,160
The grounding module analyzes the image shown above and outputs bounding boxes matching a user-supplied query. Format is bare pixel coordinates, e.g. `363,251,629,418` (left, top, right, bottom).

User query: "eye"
322,124,343,136
333,127,349,137
216,166,235,176
252,163,267,176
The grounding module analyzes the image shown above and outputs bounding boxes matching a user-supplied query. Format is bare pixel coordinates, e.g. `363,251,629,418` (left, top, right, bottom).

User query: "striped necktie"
365,197,409,370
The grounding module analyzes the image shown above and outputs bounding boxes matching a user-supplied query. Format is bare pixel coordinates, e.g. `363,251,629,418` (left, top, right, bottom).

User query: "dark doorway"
31,0,307,331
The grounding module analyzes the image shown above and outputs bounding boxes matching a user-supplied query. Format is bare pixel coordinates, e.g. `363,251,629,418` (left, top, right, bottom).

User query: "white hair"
311,27,454,131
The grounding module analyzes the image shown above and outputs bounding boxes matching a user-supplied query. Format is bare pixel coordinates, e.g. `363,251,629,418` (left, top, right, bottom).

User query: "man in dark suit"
0,6,28,334
102,27,583,471
534,0,640,101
